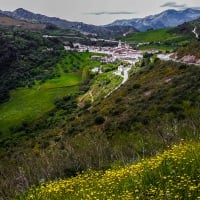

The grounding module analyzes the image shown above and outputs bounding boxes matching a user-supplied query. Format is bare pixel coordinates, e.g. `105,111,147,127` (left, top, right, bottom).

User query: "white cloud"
160,1,187,8
85,11,137,16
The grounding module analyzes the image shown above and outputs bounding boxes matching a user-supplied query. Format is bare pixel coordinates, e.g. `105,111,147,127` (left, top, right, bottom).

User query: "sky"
0,0,200,25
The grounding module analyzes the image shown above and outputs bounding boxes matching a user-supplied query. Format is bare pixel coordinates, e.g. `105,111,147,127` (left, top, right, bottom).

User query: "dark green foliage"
172,17,200,37
0,26,64,103
54,95,77,111
177,41,200,58
95,116,105,125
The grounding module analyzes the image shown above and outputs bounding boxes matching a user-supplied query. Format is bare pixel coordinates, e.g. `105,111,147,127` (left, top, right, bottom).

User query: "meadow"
0,51,119,136
16,140,200,200
122,28,182,43
120,28,188,51
0,73,81,135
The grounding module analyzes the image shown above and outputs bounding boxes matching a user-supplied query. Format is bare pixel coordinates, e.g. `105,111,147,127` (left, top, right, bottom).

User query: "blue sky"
1,0,200,25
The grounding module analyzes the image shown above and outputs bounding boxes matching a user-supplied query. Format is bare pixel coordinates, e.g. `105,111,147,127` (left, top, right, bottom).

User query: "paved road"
104,65,133,98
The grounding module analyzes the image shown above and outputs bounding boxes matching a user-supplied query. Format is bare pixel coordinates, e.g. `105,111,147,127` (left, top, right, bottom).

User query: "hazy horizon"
1,0,200,25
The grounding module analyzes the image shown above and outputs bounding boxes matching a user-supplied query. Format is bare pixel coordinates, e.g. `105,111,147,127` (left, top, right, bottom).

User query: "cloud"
160,1,187,8
85,11,136,15
191,7,200,10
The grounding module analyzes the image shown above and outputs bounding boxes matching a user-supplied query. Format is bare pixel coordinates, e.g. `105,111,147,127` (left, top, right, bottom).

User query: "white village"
64,40,143,85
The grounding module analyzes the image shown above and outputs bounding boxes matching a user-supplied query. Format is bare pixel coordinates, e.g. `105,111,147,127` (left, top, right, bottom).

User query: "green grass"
59,52,102,72
80,71,123,104
17,140,200,200
122,28,182,43
119,28,188,51
40,73,81,89
0,51,104,135
138,45,175,51
0,73,81,135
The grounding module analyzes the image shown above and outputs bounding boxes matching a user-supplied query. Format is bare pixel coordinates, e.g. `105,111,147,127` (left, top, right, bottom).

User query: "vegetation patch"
0,74,81,135
121,28,182,43
0,26,65,103
79,71,123,104
120,28,189,51
0,51,109,136
17,140,200,200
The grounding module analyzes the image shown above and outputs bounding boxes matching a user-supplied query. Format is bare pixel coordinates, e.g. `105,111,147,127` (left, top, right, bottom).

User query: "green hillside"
17,140,200,200
1,57,200,199
0,51,120,138
120,28,189,50
0,26,64,103
122,28,180,42
0,73,81,135
1,22,200,200
172,17,200,36
177,41,200,58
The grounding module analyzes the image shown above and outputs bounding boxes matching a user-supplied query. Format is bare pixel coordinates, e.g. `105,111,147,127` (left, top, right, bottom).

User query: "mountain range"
0,13,47,30
0,8,137,37
1,8,200,36
107,8,200,31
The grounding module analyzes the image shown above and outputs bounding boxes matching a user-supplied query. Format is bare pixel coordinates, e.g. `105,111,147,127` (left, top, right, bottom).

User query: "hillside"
17,140,200,200
172,17,200,36
1,57,200,198
0,13,90,43
177,41,200,59
120,26,199,51
108,8,200,31
0,14,46,29
0,51,121,136
0,26,65,103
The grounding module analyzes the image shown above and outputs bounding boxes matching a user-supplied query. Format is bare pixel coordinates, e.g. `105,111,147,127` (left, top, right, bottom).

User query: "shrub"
95,116,105,125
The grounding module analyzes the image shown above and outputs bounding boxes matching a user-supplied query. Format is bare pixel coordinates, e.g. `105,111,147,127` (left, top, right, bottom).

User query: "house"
64,46,71,50
91,66,103,74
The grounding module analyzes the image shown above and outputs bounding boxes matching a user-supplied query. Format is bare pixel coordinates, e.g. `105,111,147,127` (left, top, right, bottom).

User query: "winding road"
104,65,133,98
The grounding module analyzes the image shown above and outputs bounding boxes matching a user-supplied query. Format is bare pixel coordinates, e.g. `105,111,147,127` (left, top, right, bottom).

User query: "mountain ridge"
1,8,200,35
0,8,138,37
0,13,47,30
107,8,200,31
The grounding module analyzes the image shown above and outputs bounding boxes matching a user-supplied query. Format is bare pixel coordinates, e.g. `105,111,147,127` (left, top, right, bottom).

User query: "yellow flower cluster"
18,140,200,200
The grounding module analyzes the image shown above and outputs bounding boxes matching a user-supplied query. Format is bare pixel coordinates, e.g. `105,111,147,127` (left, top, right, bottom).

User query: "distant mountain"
0,8,138,37
0,13,46,30
107,8,200,31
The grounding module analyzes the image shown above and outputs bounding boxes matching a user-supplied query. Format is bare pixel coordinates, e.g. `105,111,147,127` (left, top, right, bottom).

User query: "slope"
171,17,200,39
0,25,65,103
1,58,200,199
17,140,200,200
0,14,46,30
120,28,190,50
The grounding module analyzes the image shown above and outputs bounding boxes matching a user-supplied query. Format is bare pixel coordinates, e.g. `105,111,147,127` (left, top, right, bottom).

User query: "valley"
0,6,200,200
